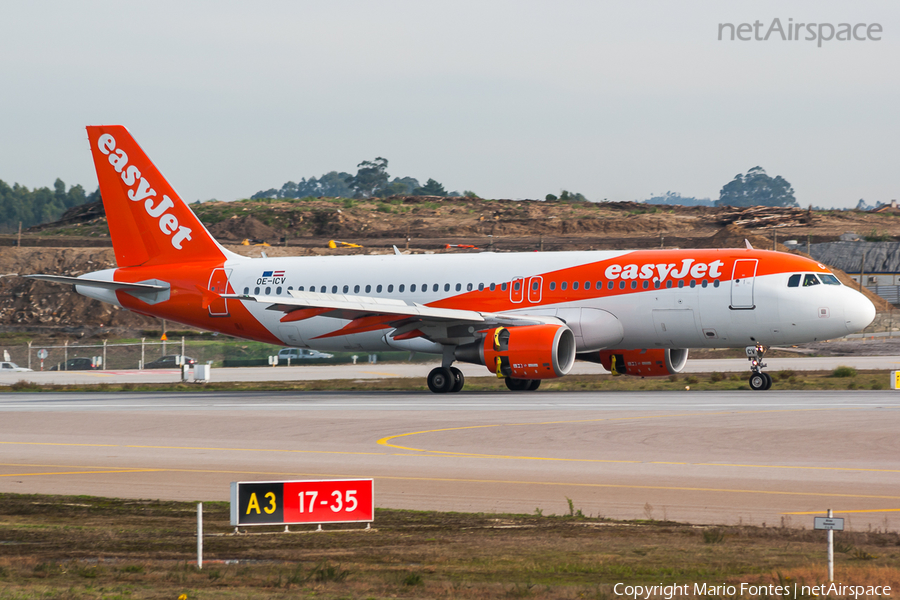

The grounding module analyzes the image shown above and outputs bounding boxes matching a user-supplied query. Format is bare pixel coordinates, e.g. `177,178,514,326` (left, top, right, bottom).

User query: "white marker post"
197,502,203,570
827,509,833,582
814,509,844,582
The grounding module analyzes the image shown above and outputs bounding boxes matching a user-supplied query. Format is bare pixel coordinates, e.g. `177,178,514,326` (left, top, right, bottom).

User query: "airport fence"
0,337,431,372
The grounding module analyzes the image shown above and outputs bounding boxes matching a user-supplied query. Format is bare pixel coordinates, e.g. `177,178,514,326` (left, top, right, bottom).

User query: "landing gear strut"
746,344,772,391
427,366,465,393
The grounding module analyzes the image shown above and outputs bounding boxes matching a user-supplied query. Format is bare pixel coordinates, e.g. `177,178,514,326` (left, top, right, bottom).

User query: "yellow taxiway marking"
376,407,900,474
3,462,899,501
783,508,900,515
0,441,385,456
1,468,163,477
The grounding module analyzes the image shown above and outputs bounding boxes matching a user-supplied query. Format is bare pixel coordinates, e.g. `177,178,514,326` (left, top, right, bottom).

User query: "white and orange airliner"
30,126,876,392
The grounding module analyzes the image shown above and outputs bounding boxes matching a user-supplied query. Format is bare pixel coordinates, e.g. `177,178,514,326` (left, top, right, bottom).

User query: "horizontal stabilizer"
26,274,169,292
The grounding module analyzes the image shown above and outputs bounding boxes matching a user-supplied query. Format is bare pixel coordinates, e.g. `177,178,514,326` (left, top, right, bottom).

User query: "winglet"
745,239,754,250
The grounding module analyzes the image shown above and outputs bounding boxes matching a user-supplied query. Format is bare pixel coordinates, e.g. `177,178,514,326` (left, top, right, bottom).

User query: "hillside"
10,195,900,252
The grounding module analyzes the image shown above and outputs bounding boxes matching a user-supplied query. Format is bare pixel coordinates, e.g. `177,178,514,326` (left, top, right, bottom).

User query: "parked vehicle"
277,348,334,361
48,358,97,371
144,355,197,369
0,361,32,372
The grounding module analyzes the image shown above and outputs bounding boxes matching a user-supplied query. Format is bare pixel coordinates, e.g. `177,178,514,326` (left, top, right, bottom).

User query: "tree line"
251,157,461,200
0,178,96,232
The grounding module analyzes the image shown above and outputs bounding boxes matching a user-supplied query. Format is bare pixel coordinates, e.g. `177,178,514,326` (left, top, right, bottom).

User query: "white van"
277,348,334,361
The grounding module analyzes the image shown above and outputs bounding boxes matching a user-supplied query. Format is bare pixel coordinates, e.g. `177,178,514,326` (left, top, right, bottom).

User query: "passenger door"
730,259,757,309
208,268,232,317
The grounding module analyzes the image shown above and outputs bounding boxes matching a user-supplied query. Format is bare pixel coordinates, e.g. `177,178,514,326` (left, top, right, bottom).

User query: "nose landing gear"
746,344,772,390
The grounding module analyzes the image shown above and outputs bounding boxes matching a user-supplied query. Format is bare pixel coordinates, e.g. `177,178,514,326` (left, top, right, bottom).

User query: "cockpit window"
788,274,801,287
803,274,820,286
820,274,841,285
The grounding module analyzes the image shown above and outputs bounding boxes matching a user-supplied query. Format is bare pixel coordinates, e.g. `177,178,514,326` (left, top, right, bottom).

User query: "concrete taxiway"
0,390,897,530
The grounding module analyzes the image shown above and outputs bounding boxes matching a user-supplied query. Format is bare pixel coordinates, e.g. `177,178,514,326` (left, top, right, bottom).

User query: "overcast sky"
1,1,897,208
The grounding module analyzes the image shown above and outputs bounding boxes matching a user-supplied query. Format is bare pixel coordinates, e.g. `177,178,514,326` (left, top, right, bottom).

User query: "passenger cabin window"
388,284,394,292
572,281,579,290
501,283,508,291
411,284,416,292
276,286,282,294
433,284,439,292
561,282,568,291
456,283,462,291
467,283,473,291
320,286,326,293
549,282,556,290
788,274,801,287
265,287,272,295
376,284,383,293
803,274,820,286
354,285,360,293
332,285,338,293
343,285,349,293
399,284,405,292
365,284,371,293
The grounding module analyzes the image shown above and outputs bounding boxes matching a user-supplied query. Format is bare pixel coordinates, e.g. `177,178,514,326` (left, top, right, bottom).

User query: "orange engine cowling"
455,324,576,380
586,348,688,377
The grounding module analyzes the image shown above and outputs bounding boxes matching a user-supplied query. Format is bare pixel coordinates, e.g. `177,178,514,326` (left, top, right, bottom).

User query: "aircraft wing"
224,290,558,340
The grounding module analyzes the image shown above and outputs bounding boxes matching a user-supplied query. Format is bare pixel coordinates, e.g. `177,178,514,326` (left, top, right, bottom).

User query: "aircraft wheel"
749,372,767,391
427,367,454,393
763,372,773,390
527,379,541,391
450,366,465,393
505,377,531,391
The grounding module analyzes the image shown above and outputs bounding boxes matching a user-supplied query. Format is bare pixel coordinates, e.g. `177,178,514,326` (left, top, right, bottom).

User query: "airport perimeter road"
3,354,900,385
1,390,898,530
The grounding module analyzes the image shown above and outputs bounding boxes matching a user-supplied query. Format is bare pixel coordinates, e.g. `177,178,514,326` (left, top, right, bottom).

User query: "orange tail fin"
86,125,227,267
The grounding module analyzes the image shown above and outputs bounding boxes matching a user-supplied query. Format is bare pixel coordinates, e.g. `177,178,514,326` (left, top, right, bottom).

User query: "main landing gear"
426,367,541,393
505,378,541,392
427,366,465,393
746,344,772,391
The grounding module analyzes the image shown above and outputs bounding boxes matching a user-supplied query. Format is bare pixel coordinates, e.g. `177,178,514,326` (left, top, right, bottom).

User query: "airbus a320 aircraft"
30,126,876,392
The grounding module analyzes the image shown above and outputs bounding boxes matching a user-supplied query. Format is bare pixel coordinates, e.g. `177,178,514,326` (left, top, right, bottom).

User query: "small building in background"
808,241,900,304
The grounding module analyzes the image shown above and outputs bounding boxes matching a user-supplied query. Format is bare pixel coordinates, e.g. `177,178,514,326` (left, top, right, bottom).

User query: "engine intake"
455,324,576,379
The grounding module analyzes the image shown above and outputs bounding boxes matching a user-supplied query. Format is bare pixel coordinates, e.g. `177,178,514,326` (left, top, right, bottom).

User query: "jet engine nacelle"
455,324,576,380
582,348,689,377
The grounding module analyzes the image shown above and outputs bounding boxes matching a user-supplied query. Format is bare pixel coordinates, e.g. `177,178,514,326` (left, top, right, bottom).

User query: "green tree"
347,157,389,198
715,167,797,207
413,178,447,196
378,176,420,197
0,178,92,232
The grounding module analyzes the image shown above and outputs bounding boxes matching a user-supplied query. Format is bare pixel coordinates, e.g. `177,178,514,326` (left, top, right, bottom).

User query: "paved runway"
1,390,897,530
3,354,900,385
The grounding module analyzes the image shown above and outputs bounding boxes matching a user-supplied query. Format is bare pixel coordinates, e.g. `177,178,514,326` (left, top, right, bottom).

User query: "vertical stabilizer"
86,125,228,267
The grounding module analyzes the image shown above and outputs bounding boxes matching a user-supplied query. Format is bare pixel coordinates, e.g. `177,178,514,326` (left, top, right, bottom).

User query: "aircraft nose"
844,290,876,334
